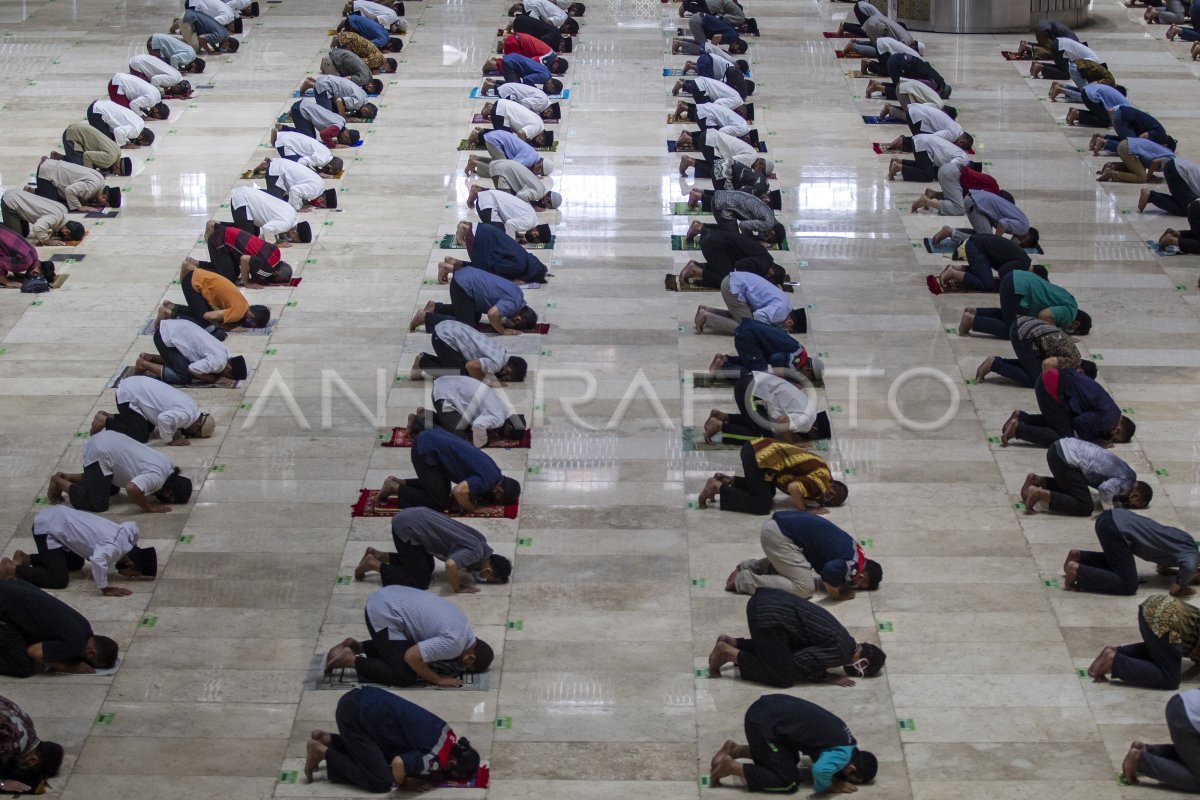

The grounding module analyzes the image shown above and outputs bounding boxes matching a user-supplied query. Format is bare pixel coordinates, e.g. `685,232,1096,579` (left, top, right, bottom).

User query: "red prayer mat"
1001,50,1033,61
351,489,519,519
380,427,532,449
824,31,856,38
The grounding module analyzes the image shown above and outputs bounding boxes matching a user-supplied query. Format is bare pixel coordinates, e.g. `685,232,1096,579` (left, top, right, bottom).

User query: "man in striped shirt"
708,589,886,686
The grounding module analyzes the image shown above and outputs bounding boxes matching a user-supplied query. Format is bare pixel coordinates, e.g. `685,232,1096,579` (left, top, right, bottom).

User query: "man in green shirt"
959,271,1092,339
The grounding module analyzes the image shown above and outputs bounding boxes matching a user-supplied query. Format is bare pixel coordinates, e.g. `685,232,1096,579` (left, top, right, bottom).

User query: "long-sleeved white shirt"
91,99,145,146
116,375,202,440
475,189,539,239
275,130,334,169
110,73,162,116
913,133,969,167
696,102,749,137
158,318,232,376
750,372,816,433
523,0,566,27
33,506,141,590
36,160,104,211
314,75,368,111
907,104,963,141
498,82,550,113
268,158,324,209
229,186,298,240
432,375,516,447
129,54,184,90
194,0,235,24
496,99,544,140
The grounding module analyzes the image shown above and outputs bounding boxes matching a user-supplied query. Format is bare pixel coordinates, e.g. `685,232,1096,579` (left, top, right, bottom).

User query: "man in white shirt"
412,375,525,448
48,429,192,514
5,506,156,596
888,132,972,182
86,99,155,148
229,186,313,244
672,75,746,106
880,105,968,154
1030,37,1100,80
472,99,551,147
702,372,830,444
34,158,121,212
107,73,170,119
679,129,772,186
412,319,528,383
128,54,193,96
0,191,85,246
675,101,751,151
135,318,248,386
473,160,562,209
343,0,407,33
509,0,586,29
268,126,344,175
469,189,547,242
91,375,215,444
262,158,335,210
494,82,552,115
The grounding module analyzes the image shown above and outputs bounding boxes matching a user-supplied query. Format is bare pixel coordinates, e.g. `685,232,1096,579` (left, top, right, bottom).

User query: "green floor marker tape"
1076,667,1088,678
1013,502,1026,510
377,433,387,440
265,348,277,356
877,621,893,632
694,667,708,678
30,300,42,306
699,775,711,787
285,300,298,307
74,431,87,438
944,326,955,333
897,719,915,732
95,712,115,726
238,403,252,410
817,351,827,358
686,499,699,509
858,538,874,548
526,466,541,474
540,349,552,357
335,575,352,585
829,405,842,412
495,717,512,729
690,578,706,588
279,771,297,784
211,464,225,472
546,302,557,308
517,537,532,547
506,620,523,631
139,615,158,628
1156,468,1170,477
964,378,978,385
34,496,47,506
178,535,194,544
987,436,1000,444
843,467,858,476
305,258,317,264
1044,578,1059,588
1092,353,1103,361
395,375,410,382
1120,407,1134,414
534,403,546,411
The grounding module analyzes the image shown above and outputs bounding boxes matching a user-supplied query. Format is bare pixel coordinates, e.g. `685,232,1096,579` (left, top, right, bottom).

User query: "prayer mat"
1146,240,1179,256
472,113,559,124
862,115,905,124
846,69,870,78
476,323,550,334
106,365,244,390
682,427,744,451
351,488,519,519
470,86,569,100
834,49,848,58
1001,50,1033,61
668,140,766,153
665,273,715,292
243,168,344,180
873,142,975,155
458,138,557,152
138,319,277,336
689,373,737,388
672,234,788,251
381,422,531,448
51,274,69,289
313,655,494,693
922,237,1043,255
824,30,856,38
669,201,706,216
438,233,554,249
50,253,85,263
78,210,119,218
289,276,302,286
662,67,750,77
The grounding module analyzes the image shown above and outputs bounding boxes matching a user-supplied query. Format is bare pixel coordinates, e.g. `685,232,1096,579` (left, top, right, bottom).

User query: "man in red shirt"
202,219,292,285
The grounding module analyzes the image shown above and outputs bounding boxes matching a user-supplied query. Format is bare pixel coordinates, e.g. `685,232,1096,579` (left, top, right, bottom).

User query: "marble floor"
1,0,1200,797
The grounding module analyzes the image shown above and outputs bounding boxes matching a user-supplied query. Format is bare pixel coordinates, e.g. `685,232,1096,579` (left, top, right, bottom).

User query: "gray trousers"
947,197,995,247
473,141,508,178
936,162,965,217
703,275,755,335
674,15,706,54
1139,693,1200,792
733,518,818,597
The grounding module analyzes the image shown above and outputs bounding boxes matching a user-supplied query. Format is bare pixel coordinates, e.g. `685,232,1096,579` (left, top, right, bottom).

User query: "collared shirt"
452,265,526,318
1106,508,1200,587
295,99,346,146
896,78,943,108
346,12,389,47
750,372,816,432
696,102,749,137
129,54,183,90
83,429,174,496
229,187,297,240
432,376,515,440
495,98,543,140
391,506,494,571
364,585,476,664
92,99,145,146
327,48,372,87
1,190,66,245
216,223,281,270
712,190,776,239
116,375,201,440
36,159,104,211
914,133,968,167
333,31,385,70
433,319,508,375
490,159,548,203
693,75,741,104
62,122,122,170
728,272,791,325
876,36,921,58
194,0,235,25
275,130,333,170
189,269,249,324
150,34,197,69
500,53,550,85
268,158,324,208
314,75,367,110
524,0,567,26
908,104,962,140
708,129,758,181
353,0,401,28
0,224,39,276
1083,83,1129,110
747,695,858,794
504,32,553,61
182,9,227,44
863,13,914,45
353,688,456,778
967,190,1029,235
1012,272,1076,329
413,428,504,500
0,581,94,667
498,82,550,113
774,511,864,587
158,318,231,376
33,506,140,590
751,440,833,500
1055,437,1135,508
1056,38,1099,62
1126,138,1175,165
475,189,538,239
747,589,856,681
0,696,38,766
483,129,539,168
1141,594,1200,660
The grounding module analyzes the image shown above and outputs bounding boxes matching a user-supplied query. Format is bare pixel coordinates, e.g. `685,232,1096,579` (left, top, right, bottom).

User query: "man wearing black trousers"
1066,509,1197,596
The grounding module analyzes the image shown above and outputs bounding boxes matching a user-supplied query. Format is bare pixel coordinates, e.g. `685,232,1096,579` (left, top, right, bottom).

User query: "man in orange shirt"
156,259,270,335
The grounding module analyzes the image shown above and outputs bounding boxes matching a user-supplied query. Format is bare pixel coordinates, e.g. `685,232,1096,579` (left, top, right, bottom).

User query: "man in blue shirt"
338,13,402,52
379,428,520,512
146,34,206,73
409,266,537,334
174,10,240,54
1067,82,1129,128
1098,137,1176,183
710,695,877,794
304,688,480,791
672,11,748,56
466,129,552,178
1003,367,1134,448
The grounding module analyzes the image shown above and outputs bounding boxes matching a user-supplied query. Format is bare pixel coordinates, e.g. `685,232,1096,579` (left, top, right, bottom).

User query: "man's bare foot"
694,305,707,334
697,476,724,509
409,299,436,332
1048,81,1063,101
931,225,953,246
703,414,723,444
1064,559,1080,591
354,548,383,581
957,308,974,337
1021,473,1042,498
725,566,740,592
708,640,737,677
709,353,727,373
1138,187,1151,212
1000,415,1019,447
685,219,703,242
1065,107,1079,126
975,356,994,382
711,739,740,770
322,644,348,677
311,728,333,746
710,753,740,786
1023,485,1049,515
1088,644,1117,681
887,158,902,181
304,738,326,783
1122,744,1142,784
409,356,424,383
0,558,15,580
1167,23,1181,40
